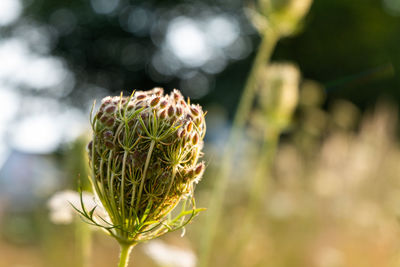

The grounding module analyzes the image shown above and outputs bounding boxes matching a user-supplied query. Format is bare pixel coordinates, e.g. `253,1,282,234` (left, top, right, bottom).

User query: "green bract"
81,88,206,245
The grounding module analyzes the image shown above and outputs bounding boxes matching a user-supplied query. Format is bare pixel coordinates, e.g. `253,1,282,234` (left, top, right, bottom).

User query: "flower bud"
172,89,182,102
103,130,113,139
167,106,175,117
100,115,108,123
127,102,135,111
192,132,199,145
190,105,200,116
86,88,207,245
150,97,161,107
194,162,204,175
105,117,115,127
159,109,167,119
136,94,146,100
104,140,114,149
186,121,193,133
105,105,116,113
176,106,183,117
160,100,168,108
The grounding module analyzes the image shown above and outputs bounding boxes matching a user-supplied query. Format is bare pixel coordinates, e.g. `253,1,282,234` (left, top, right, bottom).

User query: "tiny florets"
85,88,206,244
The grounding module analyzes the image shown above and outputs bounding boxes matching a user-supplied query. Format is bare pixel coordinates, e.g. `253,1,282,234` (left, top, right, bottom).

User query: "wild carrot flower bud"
159,109,167,119
160,100,168,108
176,106,183,117
192,132,199,145
190,104,201,117
105,105,116,113
150,96,161,107
81,88,207,251
136,94,146,100
103,130,113,139
167,105,175,117
105,117,115,127
186,121,193,133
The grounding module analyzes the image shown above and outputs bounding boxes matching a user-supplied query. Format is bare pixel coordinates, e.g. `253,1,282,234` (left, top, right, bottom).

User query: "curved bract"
81,88,206,245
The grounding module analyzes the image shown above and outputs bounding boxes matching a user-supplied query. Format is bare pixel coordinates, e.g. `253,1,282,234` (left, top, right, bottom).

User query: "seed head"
83,88,207,244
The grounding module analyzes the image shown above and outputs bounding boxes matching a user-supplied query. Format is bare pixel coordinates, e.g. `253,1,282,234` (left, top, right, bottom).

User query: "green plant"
76,88,206,267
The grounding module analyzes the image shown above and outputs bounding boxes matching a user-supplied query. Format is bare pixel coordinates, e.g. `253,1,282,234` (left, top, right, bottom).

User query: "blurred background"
2,0,400,266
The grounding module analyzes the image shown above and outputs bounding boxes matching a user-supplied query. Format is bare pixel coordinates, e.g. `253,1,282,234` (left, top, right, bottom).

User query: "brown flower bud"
104,140,114,149
96,111,104,119
159,109,167,119
186,121,193,133
176,106,183,116
194,162,205,175
150,97,161,107
192,132,199,145
160,100,168,108
127,103,135,111
103,130,113,139
105,105,117,113
105,117,115,127
100,114,109,123
167,106,175,117
190,106,199,116
172,89,182,102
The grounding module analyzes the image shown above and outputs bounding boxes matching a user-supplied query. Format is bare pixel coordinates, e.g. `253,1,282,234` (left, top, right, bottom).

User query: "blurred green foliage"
14,0,400,113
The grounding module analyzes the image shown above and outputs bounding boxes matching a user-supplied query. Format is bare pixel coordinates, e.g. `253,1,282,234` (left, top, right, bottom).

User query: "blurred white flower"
143,240,196,267
47,190,108,225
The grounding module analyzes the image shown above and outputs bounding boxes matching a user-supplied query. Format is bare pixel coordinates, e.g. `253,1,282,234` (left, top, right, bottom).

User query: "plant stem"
75,220,92,267
118,243,134,267
227,128,280,266
199,28,279,267
135,140,156,212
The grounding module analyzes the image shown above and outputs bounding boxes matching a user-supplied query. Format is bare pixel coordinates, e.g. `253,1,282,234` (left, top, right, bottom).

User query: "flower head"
83,88,206,244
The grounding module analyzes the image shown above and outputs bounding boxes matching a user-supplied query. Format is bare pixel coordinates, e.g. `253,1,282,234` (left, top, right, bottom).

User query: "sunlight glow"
0,0,22,26
166,17,210,67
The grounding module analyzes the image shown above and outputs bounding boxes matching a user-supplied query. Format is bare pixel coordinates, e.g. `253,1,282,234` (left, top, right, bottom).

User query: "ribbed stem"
199,28,279,267
118,243,134,267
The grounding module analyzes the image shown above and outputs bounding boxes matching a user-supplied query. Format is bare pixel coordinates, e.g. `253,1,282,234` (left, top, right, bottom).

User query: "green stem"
75,220,92,267
199,28,279,267
136,140,156,212
227,128,280,266
118,243,134,267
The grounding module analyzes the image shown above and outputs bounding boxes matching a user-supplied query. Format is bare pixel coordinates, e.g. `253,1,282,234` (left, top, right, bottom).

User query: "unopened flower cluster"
85,88,206,244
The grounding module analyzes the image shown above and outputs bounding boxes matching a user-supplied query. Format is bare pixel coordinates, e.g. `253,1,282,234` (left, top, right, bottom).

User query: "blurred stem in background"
199,1,312,265
199,24,280,267
75,220,92,267
70,136,93,267
228,63,300,265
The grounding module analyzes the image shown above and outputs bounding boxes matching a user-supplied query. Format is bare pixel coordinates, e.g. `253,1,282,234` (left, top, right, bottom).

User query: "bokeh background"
2,0,400,266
